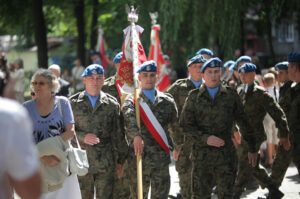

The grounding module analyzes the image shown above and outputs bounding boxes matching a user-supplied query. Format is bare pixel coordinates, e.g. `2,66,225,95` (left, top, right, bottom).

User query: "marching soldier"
179,57,257,199
233,63,290,199
285,52,300,178
167,54,206,199
267,52,300,198
102,52,122,102
231,55,252,89
70,64,128,199
122,60,178,199
102,52,131,199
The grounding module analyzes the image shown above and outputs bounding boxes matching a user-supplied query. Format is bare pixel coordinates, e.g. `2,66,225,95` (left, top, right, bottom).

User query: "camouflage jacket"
180,84,257,153
69,91,128,174
102,75,120,103
167,78,197,115
289,82,300,137
167,78,197,150
279,80,293,115
122,90,178,168
237,82,289,139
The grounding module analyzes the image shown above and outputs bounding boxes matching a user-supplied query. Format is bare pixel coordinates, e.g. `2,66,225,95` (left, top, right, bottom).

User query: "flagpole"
128,5,143,199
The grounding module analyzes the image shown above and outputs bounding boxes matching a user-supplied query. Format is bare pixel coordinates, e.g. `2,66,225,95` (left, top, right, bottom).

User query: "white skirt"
41,174,81,199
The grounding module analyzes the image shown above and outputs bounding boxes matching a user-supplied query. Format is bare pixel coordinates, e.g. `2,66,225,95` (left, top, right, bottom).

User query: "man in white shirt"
0,97,41,199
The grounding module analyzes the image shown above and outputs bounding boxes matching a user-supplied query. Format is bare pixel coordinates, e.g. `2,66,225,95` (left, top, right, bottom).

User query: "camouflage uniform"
70,91,128,199
167,78,197,199
102,75,120,102
102,75,131,199
233,82,290,195
122,90,178,199
288,82,300,175
179,84,257,199
267,80,294,188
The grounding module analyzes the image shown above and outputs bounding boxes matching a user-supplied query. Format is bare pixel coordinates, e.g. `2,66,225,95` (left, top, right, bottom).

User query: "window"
276,23,294,42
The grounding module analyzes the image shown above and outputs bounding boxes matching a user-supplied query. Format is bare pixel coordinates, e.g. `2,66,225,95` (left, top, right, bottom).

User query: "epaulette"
104,92,119,104
188,88,199,96
103,76,115,85
174,78,188,85
69,92,82,101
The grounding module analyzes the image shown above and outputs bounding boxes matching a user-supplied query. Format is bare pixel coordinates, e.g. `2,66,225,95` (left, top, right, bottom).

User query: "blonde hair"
263,73,275,86
30,69,60,94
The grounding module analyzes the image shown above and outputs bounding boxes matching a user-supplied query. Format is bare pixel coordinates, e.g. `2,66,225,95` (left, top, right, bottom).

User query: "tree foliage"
0,0,299,68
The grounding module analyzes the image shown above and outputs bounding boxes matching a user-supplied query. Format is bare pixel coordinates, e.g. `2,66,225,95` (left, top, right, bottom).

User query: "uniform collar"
77,90,109,104
199,83,226,96
139,89,164,104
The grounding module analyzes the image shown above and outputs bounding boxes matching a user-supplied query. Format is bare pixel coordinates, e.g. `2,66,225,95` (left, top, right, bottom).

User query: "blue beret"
113,52,123,64
187,55,206,67
137,60,157,73
235,55,252,68
287,52,300,62
223,60,235,70
238,63,257,73
81,64,104,77
195,48,214,57
275,61,288,70
200,57,222,73
90,50,100,56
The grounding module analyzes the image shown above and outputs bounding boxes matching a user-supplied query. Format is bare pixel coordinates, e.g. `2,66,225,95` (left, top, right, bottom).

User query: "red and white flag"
97,28,108,69
116,25,147,96
148,25,170,92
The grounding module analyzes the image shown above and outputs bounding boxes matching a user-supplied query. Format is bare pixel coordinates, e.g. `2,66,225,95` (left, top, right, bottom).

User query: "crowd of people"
0,48,300,199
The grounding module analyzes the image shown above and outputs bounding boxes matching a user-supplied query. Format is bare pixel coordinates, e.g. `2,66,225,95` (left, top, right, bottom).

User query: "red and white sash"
134,97,170,154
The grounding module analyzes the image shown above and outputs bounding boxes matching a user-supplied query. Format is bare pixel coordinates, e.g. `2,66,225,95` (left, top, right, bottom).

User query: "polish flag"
148,25,170,92
97,28,108,69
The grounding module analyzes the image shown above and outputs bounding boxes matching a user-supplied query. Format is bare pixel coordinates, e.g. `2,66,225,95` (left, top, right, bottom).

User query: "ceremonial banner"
116,25,147,95
96,28,108,69
148,25,170,92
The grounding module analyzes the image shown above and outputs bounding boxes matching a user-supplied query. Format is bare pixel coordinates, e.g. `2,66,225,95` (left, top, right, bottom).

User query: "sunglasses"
31,81,47,86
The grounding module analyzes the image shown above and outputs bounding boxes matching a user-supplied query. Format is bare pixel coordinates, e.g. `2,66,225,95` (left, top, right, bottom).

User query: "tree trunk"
32,0,48,68
75,0,86,66
264,0,275,59
240,14,245,56
90,0,98,51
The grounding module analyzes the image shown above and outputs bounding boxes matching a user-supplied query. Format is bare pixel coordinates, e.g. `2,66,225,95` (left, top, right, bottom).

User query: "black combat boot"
266,185,284,199
258,186,284,199
233,191,242,199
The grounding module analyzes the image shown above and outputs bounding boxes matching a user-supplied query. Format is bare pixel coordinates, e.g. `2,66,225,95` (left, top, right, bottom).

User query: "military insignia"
211,61,215,67
147,65,151,71
92,70,97,74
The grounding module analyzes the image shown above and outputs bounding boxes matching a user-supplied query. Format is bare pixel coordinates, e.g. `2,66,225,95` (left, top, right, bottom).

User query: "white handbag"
57,97,89,176
68,134,89,176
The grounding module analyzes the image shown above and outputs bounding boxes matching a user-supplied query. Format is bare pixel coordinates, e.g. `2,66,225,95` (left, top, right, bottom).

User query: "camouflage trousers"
175,144,192,199
127,162,170,199
78,171,113,199
191,147,237,199
113,161,131,199
270,134,300,188
233,139,272,194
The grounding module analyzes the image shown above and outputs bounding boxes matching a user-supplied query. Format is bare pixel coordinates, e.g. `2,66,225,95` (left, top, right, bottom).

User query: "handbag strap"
57,97,82,150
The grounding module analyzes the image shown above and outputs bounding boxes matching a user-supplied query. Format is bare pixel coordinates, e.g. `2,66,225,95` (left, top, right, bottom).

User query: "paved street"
168,161,300,199
15,160,299,199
